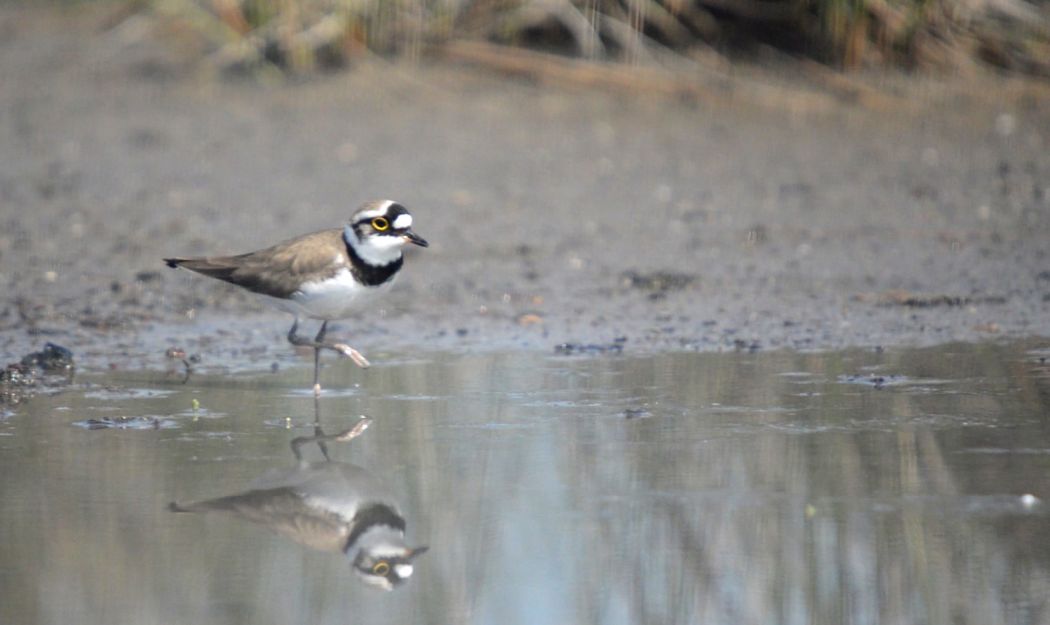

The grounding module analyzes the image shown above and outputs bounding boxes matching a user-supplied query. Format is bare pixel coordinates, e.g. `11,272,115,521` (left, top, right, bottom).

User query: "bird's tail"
163,257,240,281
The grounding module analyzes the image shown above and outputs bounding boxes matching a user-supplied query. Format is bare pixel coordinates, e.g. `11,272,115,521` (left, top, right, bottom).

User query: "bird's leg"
307,320,370,369
322,325,371,370
286,318,370,395
287,317,312,347
287,318,324,394
313,395,330,461
291,397,373,462
291,413,372,462
311,321,327,395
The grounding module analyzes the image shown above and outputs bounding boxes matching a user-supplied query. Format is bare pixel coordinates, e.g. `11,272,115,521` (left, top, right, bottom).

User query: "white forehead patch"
370,544,411,557
392,213,412,229
394,564,414,578
354,200,396,221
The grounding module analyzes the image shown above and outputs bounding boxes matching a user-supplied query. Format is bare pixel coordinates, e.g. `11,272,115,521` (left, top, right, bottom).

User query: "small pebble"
165,347,187,360
995,113,1016,137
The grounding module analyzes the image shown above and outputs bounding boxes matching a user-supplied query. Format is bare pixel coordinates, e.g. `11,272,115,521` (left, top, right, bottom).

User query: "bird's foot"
334,417,372,442
330,343,370,368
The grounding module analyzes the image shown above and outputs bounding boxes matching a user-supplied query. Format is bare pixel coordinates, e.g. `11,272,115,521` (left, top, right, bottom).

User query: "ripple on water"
282,387,361,398
82,388,177,401
172,408,227,420
836,374,954,390
1026,347,1050,361
174,431,235,442
72,416,180,430
385,394,453,401
777,371,817,378
959,447,1050,455
262,417,328,429
444,422,539,430
705,404,796,414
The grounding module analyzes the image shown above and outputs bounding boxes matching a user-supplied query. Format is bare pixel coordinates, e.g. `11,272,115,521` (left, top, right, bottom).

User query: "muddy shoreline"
1,5,1048,373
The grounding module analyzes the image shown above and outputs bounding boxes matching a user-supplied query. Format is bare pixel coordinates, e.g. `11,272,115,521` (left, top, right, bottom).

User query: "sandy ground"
1,5,1048,371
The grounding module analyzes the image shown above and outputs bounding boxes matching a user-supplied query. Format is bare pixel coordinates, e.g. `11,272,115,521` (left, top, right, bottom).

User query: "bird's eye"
372,561,390,575
371,217,390,231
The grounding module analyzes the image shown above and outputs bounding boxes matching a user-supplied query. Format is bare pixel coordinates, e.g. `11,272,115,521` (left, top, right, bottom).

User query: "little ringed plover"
165,199,427,394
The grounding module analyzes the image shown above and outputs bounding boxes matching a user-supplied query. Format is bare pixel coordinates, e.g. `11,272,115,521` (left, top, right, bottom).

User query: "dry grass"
148,0,1050,78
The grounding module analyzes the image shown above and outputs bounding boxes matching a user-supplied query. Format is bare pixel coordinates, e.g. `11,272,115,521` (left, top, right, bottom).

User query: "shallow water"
2,342,1050,624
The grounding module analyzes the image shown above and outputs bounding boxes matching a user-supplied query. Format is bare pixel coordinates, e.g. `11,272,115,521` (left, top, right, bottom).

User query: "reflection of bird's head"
343,502,428,591
351,538,430,591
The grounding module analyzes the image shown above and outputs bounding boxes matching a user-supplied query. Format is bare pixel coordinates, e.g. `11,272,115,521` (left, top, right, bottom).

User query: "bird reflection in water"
169,400,428,590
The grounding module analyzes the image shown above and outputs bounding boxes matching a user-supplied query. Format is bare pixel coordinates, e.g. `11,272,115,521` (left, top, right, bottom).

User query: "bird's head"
344,200,428,266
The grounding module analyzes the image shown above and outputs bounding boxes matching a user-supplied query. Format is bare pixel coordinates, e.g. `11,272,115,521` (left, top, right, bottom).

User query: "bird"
170,416,429,590
164,200,428,394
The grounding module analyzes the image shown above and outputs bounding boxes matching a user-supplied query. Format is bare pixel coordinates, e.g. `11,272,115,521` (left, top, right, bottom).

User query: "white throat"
343,225,404,267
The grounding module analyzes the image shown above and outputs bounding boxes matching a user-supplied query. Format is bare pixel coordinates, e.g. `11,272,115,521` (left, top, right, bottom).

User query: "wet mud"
0,4,1048,375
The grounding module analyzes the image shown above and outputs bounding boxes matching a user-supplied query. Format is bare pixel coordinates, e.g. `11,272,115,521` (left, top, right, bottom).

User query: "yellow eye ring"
371,217,390,231
372,561,390,575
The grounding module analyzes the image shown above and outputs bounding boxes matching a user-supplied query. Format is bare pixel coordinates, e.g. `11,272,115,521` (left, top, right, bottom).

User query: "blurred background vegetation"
142,0,1049,80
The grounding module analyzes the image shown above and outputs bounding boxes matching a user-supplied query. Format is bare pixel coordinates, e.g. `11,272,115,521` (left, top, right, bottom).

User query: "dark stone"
21,342,74,373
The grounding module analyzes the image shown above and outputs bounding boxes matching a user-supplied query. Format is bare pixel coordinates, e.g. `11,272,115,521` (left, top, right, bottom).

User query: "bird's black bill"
403,231,429,248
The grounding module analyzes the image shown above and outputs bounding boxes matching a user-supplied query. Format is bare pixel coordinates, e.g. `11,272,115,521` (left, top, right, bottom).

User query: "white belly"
265,268,395,320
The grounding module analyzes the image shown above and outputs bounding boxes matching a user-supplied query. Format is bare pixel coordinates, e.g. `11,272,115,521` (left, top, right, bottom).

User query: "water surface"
2,342,1049,624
